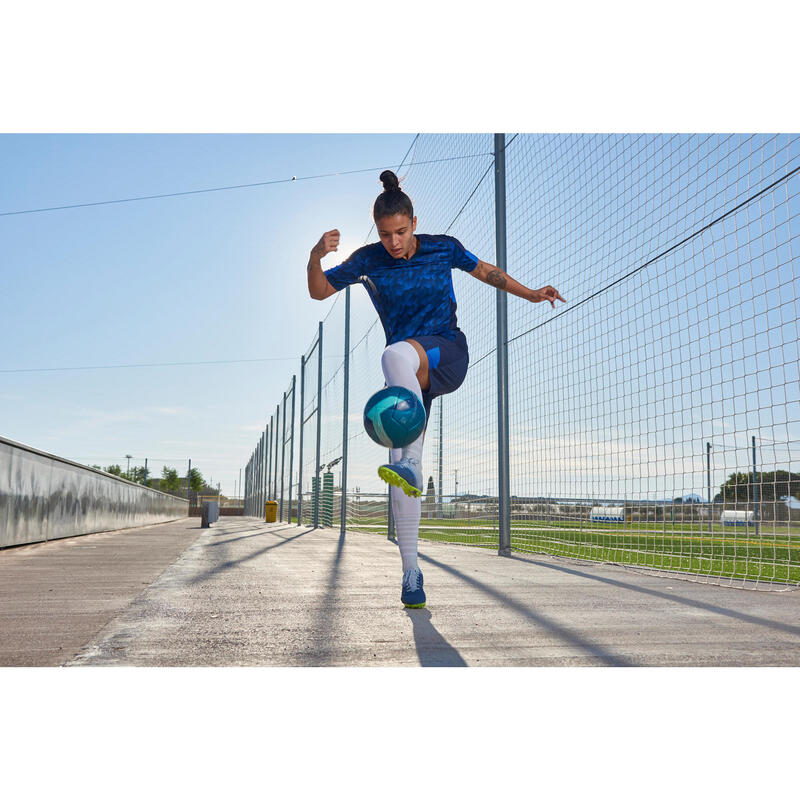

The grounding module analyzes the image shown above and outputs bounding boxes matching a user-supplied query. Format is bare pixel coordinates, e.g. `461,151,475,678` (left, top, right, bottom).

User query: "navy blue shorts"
407,330,470,421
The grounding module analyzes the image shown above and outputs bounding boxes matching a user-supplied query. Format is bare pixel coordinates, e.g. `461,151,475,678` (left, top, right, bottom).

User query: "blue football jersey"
323,233,480,345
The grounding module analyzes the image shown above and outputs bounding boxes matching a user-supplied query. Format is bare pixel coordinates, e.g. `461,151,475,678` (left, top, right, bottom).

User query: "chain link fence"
244,134,800,590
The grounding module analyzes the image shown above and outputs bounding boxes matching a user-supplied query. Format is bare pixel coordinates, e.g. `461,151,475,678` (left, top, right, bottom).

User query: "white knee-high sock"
382,342,425,572
391,483,421,572
380,342,425,464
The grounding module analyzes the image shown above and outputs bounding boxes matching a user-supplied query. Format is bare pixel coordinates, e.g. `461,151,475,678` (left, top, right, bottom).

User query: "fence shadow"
508,554,800,638
186,524,314,585
295,527,348,666
419,552,635,666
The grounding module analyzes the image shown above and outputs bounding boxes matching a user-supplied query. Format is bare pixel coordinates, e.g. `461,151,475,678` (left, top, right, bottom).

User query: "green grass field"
285,511,800,584
343,517,800,585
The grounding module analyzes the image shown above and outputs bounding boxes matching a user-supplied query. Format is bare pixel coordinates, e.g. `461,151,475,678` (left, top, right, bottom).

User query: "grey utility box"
201,501,220,528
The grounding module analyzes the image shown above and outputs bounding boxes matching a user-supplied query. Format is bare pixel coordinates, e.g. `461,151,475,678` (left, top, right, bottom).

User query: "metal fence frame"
240,133,800,590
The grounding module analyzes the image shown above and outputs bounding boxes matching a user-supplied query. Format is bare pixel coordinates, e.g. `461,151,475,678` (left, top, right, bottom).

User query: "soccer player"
307,170,565,608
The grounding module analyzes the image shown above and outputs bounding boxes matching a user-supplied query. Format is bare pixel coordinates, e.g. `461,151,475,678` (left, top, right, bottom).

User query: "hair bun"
379,170,400,192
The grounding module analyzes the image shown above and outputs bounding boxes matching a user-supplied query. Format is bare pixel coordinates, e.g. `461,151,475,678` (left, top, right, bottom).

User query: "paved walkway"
2,516,799,666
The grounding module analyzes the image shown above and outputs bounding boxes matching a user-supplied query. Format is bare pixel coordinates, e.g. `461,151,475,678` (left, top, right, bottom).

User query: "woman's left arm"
470,260,566,308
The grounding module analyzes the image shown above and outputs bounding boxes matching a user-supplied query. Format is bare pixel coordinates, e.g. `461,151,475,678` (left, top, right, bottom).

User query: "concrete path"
2,516,799,666
0,519,204,666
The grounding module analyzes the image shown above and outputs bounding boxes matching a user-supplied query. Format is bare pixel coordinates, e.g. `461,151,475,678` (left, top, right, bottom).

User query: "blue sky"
3,133,799,504
1,134,414,494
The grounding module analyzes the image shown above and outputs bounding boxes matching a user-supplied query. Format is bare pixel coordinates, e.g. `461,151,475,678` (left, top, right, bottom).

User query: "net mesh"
243,134,800,590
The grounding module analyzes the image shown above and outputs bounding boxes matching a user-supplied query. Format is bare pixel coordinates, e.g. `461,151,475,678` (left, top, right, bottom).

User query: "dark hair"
372,170,414,222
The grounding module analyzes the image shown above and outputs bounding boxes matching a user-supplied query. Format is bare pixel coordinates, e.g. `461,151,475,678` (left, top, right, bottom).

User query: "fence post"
314,321,323,529
298,355,306,526
707,442,712,533
268,412,273,503
494,132,511,556
752,435,760,536
262,429,267,513
268,418,274,502
341,286,351,535
387,477,395,540
255,441,260,517
262,429,267,516
280,391,287,521
274,403,280,502
288,375,296,525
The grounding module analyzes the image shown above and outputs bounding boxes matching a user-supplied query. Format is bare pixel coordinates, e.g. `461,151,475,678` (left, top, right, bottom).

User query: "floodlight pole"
495,133,511,556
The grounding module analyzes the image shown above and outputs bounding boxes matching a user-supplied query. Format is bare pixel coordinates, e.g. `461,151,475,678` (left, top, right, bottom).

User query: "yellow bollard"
265,501,277,522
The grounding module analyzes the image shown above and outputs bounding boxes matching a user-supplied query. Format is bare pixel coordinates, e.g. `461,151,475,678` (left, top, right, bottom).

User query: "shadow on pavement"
420,552,634,666
186,525,315,585
387,538,466,666
405,608,467,667
209,527,265,540
510,555,800,638
207,527,297,546
297,528,348,666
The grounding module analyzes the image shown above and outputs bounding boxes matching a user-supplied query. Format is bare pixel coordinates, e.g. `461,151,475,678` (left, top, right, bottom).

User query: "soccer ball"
363,386,426,448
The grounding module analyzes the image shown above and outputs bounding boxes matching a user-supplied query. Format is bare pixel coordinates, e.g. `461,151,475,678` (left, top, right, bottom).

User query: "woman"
307,170,565,608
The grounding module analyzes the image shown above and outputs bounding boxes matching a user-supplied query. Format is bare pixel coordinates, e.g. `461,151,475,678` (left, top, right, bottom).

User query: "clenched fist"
311,229,340,259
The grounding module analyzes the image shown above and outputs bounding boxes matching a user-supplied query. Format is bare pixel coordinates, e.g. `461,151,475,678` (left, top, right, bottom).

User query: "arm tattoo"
486,268,507,289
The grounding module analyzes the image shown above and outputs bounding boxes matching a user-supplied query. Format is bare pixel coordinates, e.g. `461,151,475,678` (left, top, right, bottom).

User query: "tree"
719,470,800,504
161,466,180,491
189,467,204,492
105,464,123,477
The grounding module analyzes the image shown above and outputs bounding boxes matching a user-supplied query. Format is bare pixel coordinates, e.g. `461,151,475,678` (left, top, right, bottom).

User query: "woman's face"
377,213,417,259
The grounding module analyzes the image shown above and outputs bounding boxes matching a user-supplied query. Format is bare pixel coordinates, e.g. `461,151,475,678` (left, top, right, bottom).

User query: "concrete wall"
0,435,189,549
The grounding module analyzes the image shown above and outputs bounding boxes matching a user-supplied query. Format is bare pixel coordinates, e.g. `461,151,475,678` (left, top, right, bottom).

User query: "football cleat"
401,567,426,608
378,456,422,498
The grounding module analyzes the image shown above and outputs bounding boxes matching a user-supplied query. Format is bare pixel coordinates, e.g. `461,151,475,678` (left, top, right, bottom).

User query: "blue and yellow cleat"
401,567,426,609
378,456,422,498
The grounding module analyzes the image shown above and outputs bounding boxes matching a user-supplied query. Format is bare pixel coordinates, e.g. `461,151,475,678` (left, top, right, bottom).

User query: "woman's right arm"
307,229,340,300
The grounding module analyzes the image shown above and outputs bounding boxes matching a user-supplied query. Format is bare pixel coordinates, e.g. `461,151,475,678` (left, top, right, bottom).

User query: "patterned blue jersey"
323,233,480,345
